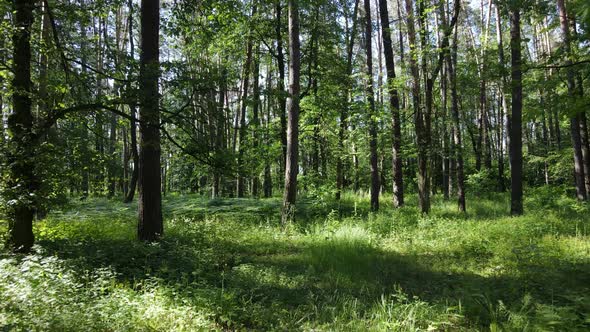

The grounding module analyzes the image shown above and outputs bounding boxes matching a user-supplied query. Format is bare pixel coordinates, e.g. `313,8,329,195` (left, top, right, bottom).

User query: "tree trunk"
236,4,256,198
571,19,590,197
212,63,227,199
557,0,586,201
124,0,139,203
7,0,36,253
378,0,404,207
275,1,288,174
336,0,359,201
251,46,261,198
446,3,465,212
281,0,301,224
509,8,524,215
405,0,425,212
138,0,163,241
495,4,508,191
364,0,380,212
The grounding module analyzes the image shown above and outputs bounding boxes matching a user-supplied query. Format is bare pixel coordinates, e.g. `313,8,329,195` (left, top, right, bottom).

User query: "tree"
364,0,380,212
378,0,404,207
557,0,587,201
447,20,466,212
281,0,301,224
137,0,163,241
124,0,139,204
509,5,524,215
6,0,36,252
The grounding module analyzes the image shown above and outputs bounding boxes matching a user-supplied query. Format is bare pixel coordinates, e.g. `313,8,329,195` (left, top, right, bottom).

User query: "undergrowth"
1,189,589,331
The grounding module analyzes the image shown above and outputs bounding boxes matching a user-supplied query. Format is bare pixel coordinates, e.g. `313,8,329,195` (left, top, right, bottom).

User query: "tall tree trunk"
138,0,163,241
124,0,139,203
495,4,508,191
378,0,404,207
212,62,227,199
580,113,590,196
557,0,586,201
509,8,524,215
251,46,261,197
448,34,465,212
7,0,36,252
571,19,590,197
364,0,380,212
236,3,256,198
275,1,288,174
336,0,359,201
263,63,273,198
281,0,301,224
405,0,424,211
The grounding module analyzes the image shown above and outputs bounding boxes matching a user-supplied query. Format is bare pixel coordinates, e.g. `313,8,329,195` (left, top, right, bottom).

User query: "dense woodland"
1,0,590,330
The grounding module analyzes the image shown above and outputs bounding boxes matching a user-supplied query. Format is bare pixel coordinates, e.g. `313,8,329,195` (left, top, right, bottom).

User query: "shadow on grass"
35,223,590,330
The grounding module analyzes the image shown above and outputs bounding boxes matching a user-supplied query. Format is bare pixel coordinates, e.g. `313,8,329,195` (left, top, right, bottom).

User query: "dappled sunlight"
1,193,589,330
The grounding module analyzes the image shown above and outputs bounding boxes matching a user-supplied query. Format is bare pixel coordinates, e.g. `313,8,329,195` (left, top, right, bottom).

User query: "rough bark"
281,0,301,224
447,23,466,212
275,1,288,173
236,3,256,198
378,0,404,207
137,0,163,241
336,0,359,201
495,5,507,191
364,0,380,212
7,0,36,253
124,0,139,203
509,8,524,215
251,46,261,197
557,0,586,201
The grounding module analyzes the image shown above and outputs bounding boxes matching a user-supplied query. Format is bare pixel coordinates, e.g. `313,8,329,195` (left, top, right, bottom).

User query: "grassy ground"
1,189,589,331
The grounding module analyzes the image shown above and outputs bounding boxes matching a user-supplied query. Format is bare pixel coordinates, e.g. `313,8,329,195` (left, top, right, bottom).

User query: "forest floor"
1,189,590,331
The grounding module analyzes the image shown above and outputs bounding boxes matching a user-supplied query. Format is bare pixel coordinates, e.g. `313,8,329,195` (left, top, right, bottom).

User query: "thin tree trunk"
281,0,301,224
336,0,359,201
509,8,524,215
557,0,586,201
236,3,256,198
124,0,139,203
495,4,508,191
445,1,465,212
251,46,261,197
212,62,227,199
378,0,404,207
263,63,273,198
364,0,380,212
275,1,288,174
572,20,590,197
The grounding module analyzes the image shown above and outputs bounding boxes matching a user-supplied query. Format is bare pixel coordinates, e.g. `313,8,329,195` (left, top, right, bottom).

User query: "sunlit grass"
1,189,589,331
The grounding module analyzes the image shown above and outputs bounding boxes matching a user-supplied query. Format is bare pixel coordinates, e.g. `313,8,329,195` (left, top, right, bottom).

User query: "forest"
0,0,590,330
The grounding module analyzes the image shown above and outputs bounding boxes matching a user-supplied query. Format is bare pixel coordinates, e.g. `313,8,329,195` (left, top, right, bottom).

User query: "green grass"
1,189,589,331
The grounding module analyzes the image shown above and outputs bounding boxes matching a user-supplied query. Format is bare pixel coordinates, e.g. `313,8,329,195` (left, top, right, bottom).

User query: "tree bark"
124,0,139,203
378,0,404,207
281,0,301,224
447,23,466,212
509,8,524,215
336,0,359,201
251,46,261,197
236,3,256,198
495,5,508,191
275,1,288,174
364,0,380,212
137,0,163,241
557,0,586,201
7,0,36,253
